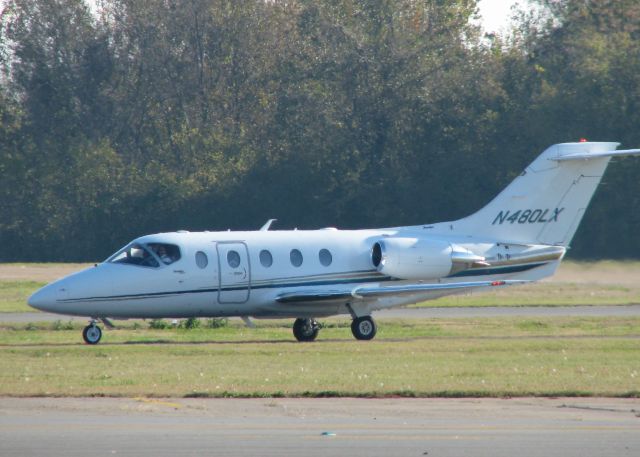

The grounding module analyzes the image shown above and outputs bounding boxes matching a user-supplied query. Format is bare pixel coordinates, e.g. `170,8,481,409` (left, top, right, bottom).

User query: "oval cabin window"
227,250,241,268
195,251,208,269
259,250,273,267
290,249,303,267
319,249,332,266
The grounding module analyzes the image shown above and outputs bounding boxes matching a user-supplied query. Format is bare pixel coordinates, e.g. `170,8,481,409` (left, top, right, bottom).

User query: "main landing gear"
293,318,320,342
351,315,377,340
82,320,102,345
292,315,378,342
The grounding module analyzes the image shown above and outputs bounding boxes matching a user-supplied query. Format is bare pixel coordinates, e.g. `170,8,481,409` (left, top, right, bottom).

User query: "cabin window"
319,249,332,266
195,251,208,269
259,250,273,267
227,250,241,268
290,249,303,267
147,243,181,265
108,243,159,268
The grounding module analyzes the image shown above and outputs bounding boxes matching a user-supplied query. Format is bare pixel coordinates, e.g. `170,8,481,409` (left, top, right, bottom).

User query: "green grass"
1,262,638,398
0,281,45,313
2,316,640,341
415,283,640,308
0,317,638,397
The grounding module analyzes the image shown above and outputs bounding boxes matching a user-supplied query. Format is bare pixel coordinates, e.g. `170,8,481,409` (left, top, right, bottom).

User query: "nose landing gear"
82,320,102,345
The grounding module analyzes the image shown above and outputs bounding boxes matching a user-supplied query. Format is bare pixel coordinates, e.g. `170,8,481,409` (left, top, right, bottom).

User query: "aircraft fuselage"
27,141,640,343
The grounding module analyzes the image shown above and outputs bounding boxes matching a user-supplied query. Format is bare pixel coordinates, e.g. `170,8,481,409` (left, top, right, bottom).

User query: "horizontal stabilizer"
275,279,529,304
551,149,640,162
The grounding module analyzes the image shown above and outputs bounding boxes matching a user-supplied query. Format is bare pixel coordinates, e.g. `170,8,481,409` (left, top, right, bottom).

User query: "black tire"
82,325,102,345
292,318,319,342
351,316,377,340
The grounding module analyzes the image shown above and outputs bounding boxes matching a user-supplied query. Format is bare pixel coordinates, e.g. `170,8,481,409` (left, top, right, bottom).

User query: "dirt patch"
0,264,93,282
547,261,640,288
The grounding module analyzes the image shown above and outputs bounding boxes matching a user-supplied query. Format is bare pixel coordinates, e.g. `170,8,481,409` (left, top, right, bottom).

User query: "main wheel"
82,325,102,345
292,318,319,342
351,316,377,340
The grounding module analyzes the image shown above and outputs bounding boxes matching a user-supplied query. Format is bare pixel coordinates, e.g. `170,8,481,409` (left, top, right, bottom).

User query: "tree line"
1,0,639,261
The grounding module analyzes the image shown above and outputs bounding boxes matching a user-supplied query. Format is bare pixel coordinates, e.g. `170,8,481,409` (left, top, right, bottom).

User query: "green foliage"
180,317,201,330
148,319,169,330
0,0,639,260
205,318,228,329
51,320,75,331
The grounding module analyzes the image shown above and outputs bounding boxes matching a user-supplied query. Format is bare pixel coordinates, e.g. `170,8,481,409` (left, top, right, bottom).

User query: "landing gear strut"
351,315,377,340
82,320,102,345
293,318,319,342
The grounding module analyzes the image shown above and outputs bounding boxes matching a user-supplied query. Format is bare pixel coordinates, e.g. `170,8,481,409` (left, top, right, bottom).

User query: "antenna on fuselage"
260,219,277,231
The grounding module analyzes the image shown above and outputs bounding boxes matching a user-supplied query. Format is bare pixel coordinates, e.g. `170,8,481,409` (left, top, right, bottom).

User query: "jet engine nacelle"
371,238,487,280
371,238,453,280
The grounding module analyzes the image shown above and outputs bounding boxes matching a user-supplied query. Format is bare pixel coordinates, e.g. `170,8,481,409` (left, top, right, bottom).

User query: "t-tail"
446,142,640,246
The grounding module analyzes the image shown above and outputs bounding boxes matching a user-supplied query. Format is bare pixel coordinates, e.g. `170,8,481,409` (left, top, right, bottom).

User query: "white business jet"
28,141,640,344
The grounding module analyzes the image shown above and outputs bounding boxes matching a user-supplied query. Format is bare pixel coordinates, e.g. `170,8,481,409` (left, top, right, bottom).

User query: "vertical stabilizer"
448,142,631,246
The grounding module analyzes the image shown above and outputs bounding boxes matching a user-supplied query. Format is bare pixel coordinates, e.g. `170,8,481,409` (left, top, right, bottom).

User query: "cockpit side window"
147,243,181,265
108,243,159,268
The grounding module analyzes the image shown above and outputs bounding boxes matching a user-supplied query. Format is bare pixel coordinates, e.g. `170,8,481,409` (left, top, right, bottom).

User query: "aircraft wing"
275,280,527,304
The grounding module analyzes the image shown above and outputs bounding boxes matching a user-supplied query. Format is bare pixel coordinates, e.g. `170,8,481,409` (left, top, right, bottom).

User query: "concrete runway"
2,304,640,323
1,397,638,457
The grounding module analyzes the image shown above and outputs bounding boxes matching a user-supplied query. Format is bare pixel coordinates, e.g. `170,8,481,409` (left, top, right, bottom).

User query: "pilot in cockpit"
156,245,173,264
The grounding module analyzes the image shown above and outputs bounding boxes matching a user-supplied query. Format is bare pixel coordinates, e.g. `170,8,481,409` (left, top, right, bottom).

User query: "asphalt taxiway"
1,397,638,457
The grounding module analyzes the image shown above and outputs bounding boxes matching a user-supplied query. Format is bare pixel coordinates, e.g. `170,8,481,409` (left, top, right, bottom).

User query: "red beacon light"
579,138,588,142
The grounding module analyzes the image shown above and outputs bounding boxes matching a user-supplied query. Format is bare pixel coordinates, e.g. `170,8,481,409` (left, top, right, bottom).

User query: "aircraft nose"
28,285,59,312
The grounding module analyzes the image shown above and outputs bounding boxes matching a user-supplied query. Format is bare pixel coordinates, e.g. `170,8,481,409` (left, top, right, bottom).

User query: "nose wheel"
293,318,320,342
82,322,102,345
351,316,377,340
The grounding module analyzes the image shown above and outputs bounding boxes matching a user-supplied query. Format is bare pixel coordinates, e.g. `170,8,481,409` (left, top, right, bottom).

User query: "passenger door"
216,242,251,303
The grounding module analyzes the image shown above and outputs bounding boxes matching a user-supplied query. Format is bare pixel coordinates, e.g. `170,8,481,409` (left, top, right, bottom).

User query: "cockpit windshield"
107,243,181,267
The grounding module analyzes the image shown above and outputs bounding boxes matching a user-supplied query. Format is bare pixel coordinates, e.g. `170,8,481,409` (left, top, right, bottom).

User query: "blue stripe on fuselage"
57,273,392,303
56,262,547,303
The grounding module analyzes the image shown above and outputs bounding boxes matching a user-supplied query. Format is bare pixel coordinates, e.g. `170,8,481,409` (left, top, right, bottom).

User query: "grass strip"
2,316,640,341
417,283,640,308
0,317,638,398
0,281,45,313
